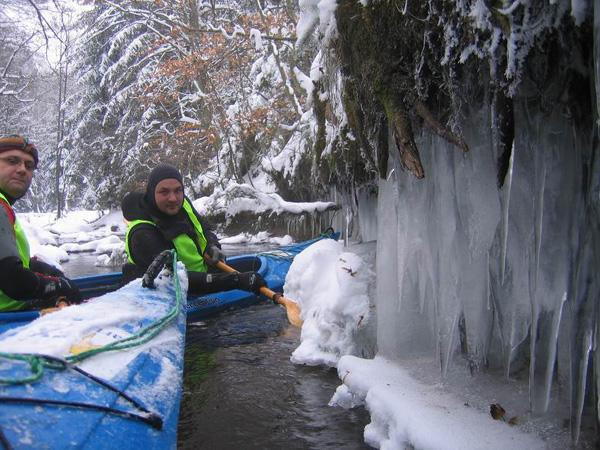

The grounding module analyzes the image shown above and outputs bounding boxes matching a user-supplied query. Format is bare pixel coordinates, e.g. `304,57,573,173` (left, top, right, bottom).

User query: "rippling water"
179,303,370,449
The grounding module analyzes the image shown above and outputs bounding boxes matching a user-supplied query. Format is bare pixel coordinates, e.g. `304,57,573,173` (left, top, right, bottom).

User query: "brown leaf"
490,403,506,420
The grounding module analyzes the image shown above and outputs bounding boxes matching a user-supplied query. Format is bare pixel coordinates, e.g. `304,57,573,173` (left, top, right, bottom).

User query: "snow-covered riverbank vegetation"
2,0,599,447
19,190,316,270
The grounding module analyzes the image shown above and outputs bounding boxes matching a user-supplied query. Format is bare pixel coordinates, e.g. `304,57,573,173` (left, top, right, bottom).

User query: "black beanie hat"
0,135,38,168
144,163,184,213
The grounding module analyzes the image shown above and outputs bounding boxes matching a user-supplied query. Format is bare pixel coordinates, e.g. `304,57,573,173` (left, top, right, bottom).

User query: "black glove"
30,257,64,277
203,245,226,266
36,275,82,305
237,271,266,294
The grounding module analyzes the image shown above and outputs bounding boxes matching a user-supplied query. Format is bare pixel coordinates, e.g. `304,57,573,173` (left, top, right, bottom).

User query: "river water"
62,246,371,449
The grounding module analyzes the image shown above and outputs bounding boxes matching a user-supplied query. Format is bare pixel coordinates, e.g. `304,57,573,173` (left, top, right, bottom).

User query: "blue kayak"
0,232,336,449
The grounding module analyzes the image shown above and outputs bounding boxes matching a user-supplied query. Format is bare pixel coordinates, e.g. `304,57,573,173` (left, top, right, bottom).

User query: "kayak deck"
0,271,187,449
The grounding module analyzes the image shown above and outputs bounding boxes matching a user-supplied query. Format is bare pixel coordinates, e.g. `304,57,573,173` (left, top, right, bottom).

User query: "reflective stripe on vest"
0,192,30,311
125,199,209,272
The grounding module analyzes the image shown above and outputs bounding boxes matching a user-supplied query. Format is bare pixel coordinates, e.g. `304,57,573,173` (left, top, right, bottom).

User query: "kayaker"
121,163,267,295
0,135,81,311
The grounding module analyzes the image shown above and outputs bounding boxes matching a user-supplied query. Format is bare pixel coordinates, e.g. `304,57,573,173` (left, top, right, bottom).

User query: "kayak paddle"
212,260,303,327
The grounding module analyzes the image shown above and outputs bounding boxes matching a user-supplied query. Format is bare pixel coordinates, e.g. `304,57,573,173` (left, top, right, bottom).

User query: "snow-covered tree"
63,0,307,208
0,0,73,213
61,1,173,208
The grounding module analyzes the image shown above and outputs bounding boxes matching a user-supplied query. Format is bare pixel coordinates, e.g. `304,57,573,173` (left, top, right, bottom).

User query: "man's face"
0,149,35,199
154,178,184,215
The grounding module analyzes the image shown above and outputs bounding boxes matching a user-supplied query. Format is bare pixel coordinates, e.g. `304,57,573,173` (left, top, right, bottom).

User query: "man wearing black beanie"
121,163,266,295
0,134,81,311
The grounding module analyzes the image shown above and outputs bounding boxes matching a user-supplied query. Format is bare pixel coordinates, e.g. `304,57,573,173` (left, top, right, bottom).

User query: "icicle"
572,329,593,444
528,154,547,413
441,309,461,378
505,309,516,378
534,163,546,287
392,173,404,314
396,231,403,313
344,206,351,247
417,251,429,315
528,303,539,412
596,3,600,124
486,250,491,310
505,309,528,379
500,142,515,283
540,292,567,412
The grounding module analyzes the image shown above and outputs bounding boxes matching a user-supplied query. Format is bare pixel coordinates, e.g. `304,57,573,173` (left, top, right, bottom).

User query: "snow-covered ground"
19,209,296,272
18,210,127,269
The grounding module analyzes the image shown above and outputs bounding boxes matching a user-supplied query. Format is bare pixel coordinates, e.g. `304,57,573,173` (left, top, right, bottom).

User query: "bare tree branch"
26,0,62,44
2,32,35,78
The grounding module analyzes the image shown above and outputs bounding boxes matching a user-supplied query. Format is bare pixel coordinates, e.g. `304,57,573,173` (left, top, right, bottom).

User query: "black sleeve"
0,255,44,300
128,224,173,271
187,271,265,296
187,271,237,296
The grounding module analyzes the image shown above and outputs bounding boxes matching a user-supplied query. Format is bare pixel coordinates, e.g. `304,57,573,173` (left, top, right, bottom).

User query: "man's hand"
39,299,70,316
38,275,82,305
238,271,266,294
203,245,226,266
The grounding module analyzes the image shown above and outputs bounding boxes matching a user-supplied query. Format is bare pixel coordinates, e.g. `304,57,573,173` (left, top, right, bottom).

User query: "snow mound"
286,239,372,367
331,356,547,450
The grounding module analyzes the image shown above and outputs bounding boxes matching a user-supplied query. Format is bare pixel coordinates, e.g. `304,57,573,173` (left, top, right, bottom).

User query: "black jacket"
121,192,225,294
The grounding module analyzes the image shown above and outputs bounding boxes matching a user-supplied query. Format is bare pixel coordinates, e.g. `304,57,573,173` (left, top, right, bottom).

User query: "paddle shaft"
212,260,303,327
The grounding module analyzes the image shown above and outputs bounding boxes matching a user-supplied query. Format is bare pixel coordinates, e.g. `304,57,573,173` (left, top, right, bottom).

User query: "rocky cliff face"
306,1,594,189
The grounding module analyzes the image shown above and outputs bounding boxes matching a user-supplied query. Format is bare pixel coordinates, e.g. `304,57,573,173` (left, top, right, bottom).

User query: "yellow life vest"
125,199,209,272
0,192,30,311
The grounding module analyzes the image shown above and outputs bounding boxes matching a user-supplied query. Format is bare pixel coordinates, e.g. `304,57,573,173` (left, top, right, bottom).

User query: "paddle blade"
259,286,303,328
281,298,303,328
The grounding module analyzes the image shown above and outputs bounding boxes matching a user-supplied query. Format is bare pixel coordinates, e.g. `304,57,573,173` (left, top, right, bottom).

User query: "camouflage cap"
0,135,38,168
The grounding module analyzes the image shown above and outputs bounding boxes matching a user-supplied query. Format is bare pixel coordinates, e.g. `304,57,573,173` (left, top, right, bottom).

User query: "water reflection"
179,303,371,449
62,253,117,278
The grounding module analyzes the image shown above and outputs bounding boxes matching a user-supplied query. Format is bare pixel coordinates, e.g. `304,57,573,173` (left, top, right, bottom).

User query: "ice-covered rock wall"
374,92,598,441
295,1,599,442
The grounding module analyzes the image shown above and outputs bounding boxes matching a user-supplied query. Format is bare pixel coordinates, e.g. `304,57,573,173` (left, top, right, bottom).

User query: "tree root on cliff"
383,95,471,179
390,104,425,179
414,100,469,153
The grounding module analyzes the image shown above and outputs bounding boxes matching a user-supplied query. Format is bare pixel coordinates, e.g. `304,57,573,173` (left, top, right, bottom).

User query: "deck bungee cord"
0,250,181,442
